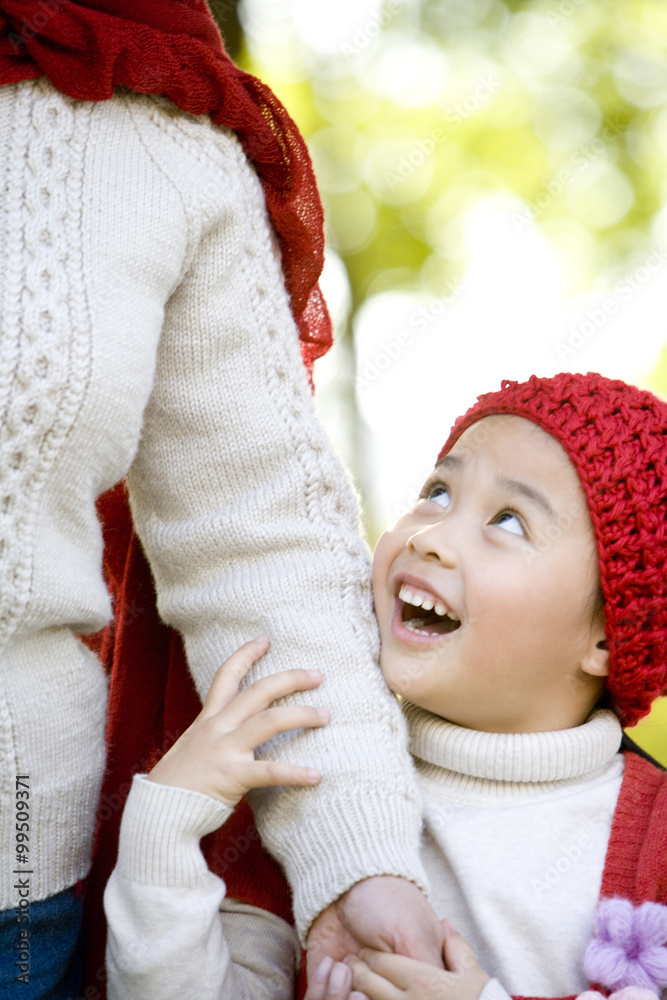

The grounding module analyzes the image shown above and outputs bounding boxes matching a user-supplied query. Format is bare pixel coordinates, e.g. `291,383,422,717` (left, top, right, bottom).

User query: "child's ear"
581,636,609,678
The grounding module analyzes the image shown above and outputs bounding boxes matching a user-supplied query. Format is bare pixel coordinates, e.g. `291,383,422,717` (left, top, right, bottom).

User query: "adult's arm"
125,98,427,939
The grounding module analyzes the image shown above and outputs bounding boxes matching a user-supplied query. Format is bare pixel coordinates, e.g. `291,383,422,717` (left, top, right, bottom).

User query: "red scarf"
0,0,332,369
0,3,330,995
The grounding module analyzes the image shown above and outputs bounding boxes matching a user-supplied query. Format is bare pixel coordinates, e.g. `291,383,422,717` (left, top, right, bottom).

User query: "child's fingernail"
308,669,322,678
317,708,330,722
314,956,334,983
330,963,351,990
306,769,321,782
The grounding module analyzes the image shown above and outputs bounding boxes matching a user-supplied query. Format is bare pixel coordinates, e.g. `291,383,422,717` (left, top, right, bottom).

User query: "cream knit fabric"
0,77,424,926
105,708,625,999
105,776,301,1000
405,703,625,998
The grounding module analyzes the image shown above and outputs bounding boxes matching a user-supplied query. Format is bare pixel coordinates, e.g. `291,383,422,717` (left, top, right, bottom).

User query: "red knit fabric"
599,751,667,905
514,751,667,1000
0,0,332,369
439,372,667,728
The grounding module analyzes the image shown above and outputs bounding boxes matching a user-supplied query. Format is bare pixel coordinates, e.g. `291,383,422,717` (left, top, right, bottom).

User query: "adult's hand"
307,876,443,984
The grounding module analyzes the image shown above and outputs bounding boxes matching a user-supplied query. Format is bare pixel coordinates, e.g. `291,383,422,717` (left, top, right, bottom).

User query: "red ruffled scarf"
0,0,332,369
0,3,330,995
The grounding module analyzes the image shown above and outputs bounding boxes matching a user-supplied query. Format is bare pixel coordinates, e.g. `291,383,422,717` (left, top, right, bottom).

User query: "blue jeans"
0,886,83,999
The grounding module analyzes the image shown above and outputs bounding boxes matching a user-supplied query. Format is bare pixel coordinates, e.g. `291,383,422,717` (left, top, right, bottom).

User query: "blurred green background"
214,0,667,762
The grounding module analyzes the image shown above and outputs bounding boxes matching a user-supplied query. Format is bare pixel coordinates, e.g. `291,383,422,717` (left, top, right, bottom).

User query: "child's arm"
104,638,328,1000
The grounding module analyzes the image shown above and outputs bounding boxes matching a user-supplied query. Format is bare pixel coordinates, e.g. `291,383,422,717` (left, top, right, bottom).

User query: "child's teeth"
405,618,429,634
399,584,458,621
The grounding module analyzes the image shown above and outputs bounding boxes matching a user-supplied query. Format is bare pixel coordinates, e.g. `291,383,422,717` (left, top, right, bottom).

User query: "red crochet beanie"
438,372,667,728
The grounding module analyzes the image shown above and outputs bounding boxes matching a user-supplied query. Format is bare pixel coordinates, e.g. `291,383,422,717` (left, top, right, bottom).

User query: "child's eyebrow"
496,477,555,519
434,455,462,470
434,456,555,519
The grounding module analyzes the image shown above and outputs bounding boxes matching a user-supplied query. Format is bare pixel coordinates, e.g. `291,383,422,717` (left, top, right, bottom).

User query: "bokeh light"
239,0,667,757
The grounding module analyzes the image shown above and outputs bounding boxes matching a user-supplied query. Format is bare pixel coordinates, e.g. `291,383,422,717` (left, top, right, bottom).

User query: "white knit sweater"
408,703,625,999
104,708,624,999
0,77,424,927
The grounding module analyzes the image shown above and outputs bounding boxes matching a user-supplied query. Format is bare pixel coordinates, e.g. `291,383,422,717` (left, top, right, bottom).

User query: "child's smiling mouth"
396,583,461,639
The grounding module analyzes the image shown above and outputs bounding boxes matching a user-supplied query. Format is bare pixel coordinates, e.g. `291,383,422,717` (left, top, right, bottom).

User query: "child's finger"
304,959,358,1000
238,757,323,791
236,703,329,756
441,920,490,997
200,637,271,717
347,956,401,1000
304,957,335,1000
441,919,480,975
235,704,329,752
356,950,422,991
217,666,324,728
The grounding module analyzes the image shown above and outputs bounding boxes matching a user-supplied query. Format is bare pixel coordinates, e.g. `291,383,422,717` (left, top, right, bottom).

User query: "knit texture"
439,373,667,727
408,704,624,997
583,899,667,994
0,0,331,366
102,711,666,1000
105,776,302,1000
514,751,667,1000
0,80,425,937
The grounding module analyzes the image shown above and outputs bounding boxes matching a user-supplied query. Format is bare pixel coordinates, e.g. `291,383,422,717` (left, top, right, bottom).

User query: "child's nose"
407,521,458,567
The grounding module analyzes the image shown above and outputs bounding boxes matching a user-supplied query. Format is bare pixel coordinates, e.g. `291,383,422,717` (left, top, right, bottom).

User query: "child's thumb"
441,919,479,975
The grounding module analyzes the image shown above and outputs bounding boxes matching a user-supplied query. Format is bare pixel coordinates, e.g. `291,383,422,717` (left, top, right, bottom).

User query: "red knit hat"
438,372,667,728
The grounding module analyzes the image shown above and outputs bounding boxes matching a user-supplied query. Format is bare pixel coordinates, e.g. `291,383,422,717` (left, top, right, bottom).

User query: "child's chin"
380,664,416,701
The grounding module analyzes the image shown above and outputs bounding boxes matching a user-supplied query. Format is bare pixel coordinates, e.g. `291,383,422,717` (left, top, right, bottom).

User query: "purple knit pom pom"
584,899,667,994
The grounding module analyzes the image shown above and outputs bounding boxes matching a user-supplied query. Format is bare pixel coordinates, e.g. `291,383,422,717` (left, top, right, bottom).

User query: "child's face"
372,415,608,733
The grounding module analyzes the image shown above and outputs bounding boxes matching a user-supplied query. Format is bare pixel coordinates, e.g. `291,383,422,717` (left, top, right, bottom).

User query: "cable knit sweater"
0,77,424,926
104,707,628,999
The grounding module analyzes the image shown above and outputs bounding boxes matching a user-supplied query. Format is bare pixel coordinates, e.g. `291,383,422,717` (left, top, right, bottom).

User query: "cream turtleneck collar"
403,702,623,785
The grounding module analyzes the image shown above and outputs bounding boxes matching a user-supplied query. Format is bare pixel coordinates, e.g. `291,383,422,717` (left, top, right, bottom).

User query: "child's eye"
422,484,451,509
493,510,525,536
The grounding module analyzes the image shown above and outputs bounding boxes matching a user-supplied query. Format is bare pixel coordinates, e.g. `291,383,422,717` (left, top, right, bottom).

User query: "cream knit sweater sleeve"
125,97,426,938
105,776,300,1000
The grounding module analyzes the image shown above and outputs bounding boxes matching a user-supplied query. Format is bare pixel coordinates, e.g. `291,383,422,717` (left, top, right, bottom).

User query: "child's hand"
147,636,328,806
348,920,491,1000
304,957,368,1000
